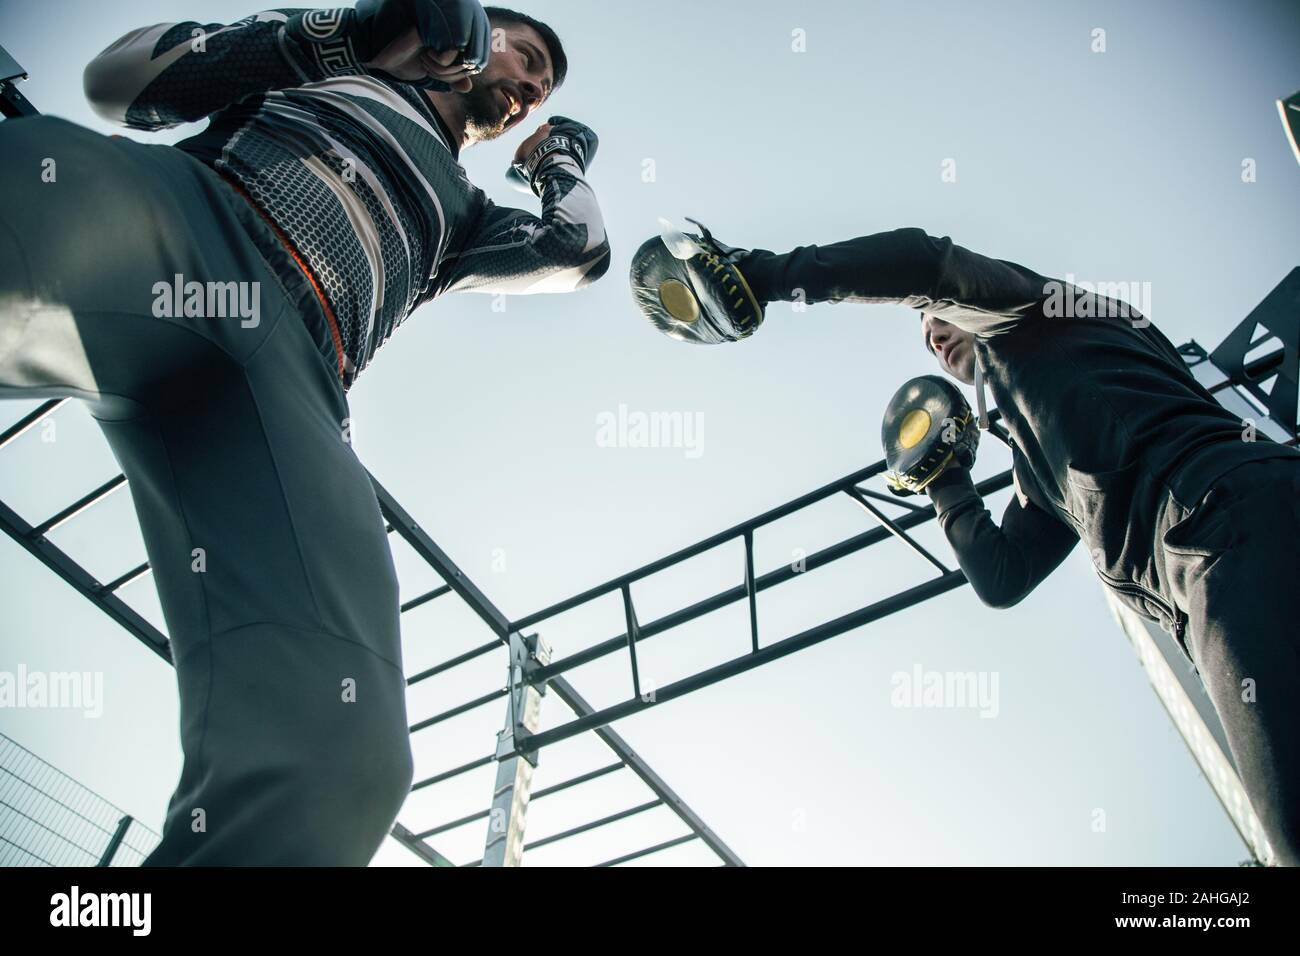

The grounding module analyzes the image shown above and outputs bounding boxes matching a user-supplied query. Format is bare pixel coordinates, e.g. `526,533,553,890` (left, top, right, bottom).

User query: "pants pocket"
1064,459,1178,624
1063,460,1140,571
1161,487,1237,558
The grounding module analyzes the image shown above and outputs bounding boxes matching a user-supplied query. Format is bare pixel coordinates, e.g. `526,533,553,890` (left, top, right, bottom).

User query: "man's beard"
461,82,510,142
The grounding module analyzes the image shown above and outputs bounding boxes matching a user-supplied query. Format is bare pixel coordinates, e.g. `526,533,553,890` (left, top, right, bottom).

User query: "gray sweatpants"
0,116,413,865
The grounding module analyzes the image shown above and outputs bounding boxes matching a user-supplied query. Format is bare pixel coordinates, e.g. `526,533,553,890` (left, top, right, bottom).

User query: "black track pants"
0,116,413,865
1164,458,1300,866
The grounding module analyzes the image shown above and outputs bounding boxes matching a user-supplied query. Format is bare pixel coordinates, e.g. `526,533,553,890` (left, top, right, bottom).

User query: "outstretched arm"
740,227,1055,337
926,466,1078,609
83,2,489,129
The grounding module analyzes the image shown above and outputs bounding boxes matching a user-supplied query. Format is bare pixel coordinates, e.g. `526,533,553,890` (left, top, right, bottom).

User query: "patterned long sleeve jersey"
83,8,611,388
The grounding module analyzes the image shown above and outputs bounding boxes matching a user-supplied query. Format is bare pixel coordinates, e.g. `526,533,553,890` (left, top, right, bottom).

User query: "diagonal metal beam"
389,822,455,867
372,476,510,638
845,485,951,575
0,497,171,662
0,399,68,451
31,474,128,537
548,676,746,867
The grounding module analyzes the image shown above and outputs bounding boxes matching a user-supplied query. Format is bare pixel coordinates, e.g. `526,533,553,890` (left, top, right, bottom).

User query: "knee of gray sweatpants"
275,721,414,863
305,687,414,812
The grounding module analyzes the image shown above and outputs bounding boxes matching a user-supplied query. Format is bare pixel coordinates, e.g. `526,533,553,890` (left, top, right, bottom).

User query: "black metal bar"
510,460,890,631
415,807,490,840
548,676,746,867
0,498,172,662
845,486,951,575
620,582,642,700
388,822,455,867
406,639,500,686
853,487,928,513
532,761,625,800
521,799,663,852
409,687,507,733
511,412,1009,634
0,399,67,451
594,833,699,868
743,529,759,653
987,419,1014,448
522,571,968,755
96,815,132,866
31,474,128,536
400,583,453,614
371,476,511,638
415,762,626,840
410,754,495,791
102,562,151,595
527,470,1013,686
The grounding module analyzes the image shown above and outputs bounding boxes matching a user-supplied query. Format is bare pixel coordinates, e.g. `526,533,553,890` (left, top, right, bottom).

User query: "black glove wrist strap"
521,134,584,180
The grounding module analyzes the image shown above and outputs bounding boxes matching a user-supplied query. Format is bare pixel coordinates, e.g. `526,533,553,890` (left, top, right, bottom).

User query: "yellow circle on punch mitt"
898,408,932,449
659,279,700,324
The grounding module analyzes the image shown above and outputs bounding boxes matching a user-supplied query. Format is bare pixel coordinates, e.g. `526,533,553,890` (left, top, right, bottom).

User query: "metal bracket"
482,631,551,867
0,43,37,119
1209,268,1300,438
504,631,550,765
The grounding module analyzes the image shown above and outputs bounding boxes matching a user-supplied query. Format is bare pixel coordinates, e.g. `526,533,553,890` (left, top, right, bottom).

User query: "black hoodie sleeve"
926,466,1078,609
740,228,1054,336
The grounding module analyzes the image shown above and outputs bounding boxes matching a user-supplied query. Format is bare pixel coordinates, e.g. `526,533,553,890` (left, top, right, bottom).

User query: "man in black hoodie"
638,222,1300,864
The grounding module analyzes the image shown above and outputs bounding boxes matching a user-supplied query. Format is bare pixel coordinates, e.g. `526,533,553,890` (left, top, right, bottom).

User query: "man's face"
459,22,555,142
921,314,977,385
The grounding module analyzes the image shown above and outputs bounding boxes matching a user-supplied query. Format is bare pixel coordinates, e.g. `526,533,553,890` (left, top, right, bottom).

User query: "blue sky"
1,0,1298,865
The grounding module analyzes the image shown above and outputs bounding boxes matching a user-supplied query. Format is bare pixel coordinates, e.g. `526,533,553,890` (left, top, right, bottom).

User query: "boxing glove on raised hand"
288,0,491,90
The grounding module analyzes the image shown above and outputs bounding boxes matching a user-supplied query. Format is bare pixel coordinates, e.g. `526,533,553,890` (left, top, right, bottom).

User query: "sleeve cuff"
926,466,980,514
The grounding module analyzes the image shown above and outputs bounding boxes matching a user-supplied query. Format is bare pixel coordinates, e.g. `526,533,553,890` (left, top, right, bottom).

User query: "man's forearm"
434,160,610,298
741,228,946,305
928,467,1077,609
83,9,352,130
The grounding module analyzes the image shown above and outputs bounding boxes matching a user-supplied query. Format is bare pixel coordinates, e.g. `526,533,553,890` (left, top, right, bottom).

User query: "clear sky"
1,0,1298,866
